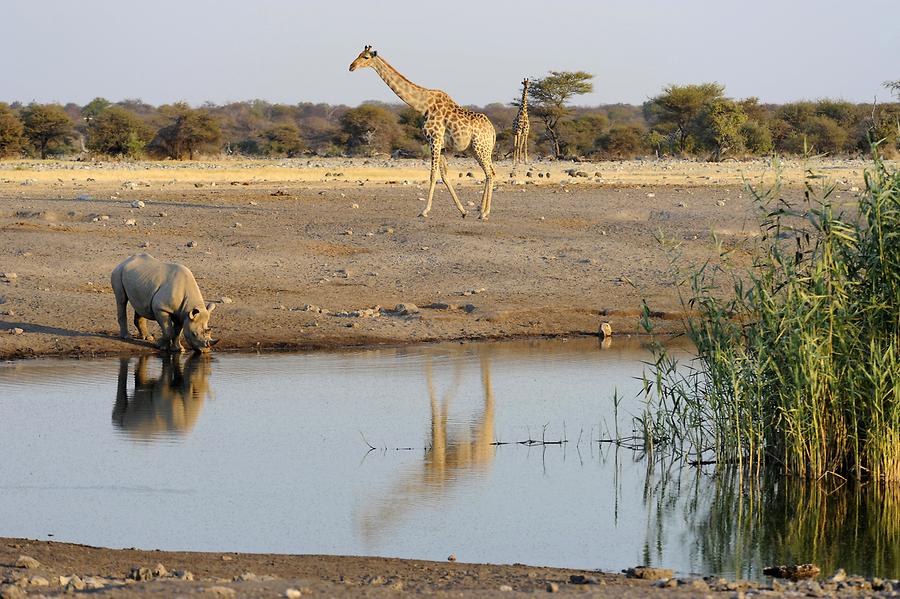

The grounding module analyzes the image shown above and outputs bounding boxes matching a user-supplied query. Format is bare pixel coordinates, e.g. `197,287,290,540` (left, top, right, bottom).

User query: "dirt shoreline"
2,537,894,598
3,156,880,362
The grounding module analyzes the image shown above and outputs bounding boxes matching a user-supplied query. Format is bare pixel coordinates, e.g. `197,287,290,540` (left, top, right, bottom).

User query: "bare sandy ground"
0,157,879,360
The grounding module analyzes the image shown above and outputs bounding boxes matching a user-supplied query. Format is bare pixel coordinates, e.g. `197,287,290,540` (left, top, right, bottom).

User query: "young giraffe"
349,45,497,220
512,78,530,166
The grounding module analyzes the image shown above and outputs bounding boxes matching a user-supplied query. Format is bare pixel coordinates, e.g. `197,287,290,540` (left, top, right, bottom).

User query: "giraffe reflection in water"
112,354,212,440
359,352,496,540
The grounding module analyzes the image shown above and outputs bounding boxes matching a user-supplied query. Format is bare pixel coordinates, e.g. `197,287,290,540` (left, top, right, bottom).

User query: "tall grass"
640,156,900,481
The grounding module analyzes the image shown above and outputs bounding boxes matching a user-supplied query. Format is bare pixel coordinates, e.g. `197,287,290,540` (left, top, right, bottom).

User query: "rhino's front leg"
133,313,154,341
156,312,184,353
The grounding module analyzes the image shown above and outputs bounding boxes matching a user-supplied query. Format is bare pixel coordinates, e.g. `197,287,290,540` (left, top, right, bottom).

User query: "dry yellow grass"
0,157,889,188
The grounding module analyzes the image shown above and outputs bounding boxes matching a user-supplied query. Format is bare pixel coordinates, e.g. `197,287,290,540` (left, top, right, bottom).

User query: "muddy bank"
5,537,896,598
0,157,872,361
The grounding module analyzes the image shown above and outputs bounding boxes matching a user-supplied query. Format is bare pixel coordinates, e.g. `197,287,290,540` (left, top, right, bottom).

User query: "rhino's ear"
206,302,216,313
189,307,201,320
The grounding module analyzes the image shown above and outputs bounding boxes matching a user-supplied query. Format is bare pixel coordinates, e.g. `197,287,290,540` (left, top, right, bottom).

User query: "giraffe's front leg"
421,141,442,218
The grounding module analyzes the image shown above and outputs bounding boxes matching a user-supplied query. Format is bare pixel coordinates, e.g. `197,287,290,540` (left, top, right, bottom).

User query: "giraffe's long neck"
519,86,529,119
370,56,431,114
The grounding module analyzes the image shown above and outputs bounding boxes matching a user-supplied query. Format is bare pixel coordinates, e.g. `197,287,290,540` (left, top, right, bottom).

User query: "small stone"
15,555,40,569
546,582,559,592
447,554,456,562
466,172,474,178
285,589,302,599
205,586,236,596
626,566,674,581
221,554,234,561
76,194,93,201
599,321,612,339
646,193,655,198
131,200,145,208
64,575,86,591
128,567,153,581
124,218,136,226
152,563,168,577
236,572,259,582
9,328,23,336
139,241,151,248
395,303,419,316
342,229,353,236
850,186,859,192
677,201,687,208
2,272,17,281
569,574,600,585
829,569,847,583
174,570,194,581
351,203,359,209
27,576,49,587
716,199,727,206
187,240,198,248
499,585,513,592
220,297,233,304
0,585,26,599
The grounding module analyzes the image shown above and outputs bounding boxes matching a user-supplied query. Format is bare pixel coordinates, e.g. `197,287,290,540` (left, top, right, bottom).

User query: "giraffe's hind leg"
421,140,443,218
473,148,495,221
439,155,467,217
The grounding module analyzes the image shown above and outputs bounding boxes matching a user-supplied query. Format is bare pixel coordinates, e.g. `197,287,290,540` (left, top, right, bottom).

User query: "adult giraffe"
512,78,530,166
349,45,497,220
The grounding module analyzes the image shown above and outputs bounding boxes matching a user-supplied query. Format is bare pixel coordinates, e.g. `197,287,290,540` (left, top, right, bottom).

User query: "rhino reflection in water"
112,354,212,440
360,354,495,539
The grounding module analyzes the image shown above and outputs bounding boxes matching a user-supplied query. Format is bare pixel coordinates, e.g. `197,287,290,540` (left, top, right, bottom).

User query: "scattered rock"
342,229,353,236
27,576,48,587
716,199,727,207
236,572,259,582
220,297,234,304
152,563,168,578
139,241,151,248
285,589,302,599
186,240,198,248
447,554,457,562
2,272,18,282
14,555,40,569
174,570,194,581
124,218,137,226
9,328,24,336
205,586,236,596
499,584,513,591
546,582,559,592
763,563,820,580
646,193,656,198
131,200,145,208
76,194,93,201
625,566,674,581
569,574,600,585
351,203,359,209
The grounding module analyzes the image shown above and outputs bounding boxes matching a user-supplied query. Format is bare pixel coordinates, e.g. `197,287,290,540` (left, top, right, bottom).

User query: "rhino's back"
117,254,196,317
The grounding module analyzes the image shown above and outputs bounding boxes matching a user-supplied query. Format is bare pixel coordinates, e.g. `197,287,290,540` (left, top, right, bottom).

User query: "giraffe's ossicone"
349,45,497,220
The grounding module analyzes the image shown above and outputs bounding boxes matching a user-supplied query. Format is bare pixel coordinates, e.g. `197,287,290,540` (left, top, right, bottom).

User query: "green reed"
640,156,900,481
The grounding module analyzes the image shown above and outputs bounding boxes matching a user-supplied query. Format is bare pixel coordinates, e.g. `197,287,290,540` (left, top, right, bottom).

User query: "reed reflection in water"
642,463,900,579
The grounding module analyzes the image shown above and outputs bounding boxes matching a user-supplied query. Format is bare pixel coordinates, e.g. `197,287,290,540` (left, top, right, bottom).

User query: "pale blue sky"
2,0,897,107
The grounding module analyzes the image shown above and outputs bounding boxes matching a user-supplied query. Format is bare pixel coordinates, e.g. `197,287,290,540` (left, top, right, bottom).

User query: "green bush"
740,120,773,155
596,124,648,158
20,103,74,158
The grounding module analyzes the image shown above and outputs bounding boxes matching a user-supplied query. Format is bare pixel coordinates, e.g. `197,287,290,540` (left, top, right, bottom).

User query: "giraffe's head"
349,45,378,72
522,78,530,89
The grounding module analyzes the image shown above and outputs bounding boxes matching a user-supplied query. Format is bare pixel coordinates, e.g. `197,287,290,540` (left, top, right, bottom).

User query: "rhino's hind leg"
112,274,130,339
156,313,184,353
133,313,154,341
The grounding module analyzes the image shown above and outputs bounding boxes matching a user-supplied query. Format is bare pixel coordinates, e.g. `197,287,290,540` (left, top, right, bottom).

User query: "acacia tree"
0,103,25,158
527,71,593,158
153,103,222,159
644,83,725,154
20,103,74,158
695,98,748,160
338,104,402,155
885,80,900,100
87,106,153,157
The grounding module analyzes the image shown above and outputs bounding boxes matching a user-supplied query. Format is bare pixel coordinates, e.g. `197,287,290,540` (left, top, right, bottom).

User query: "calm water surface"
0,338,897,579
